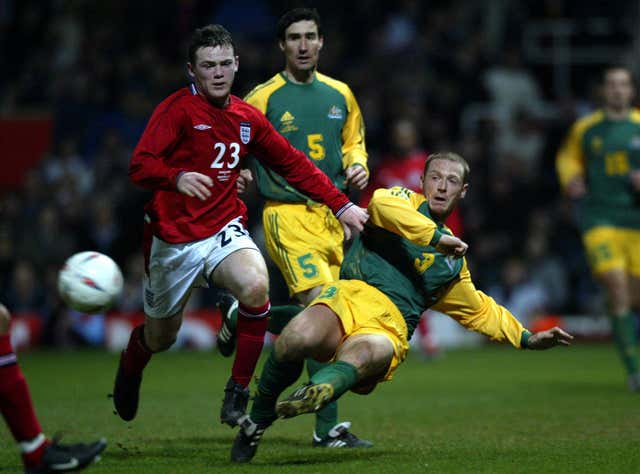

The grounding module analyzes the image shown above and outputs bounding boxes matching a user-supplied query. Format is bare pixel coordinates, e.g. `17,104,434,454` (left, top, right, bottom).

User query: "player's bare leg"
231,304,342,462
277,332,393,418
212,249,271,426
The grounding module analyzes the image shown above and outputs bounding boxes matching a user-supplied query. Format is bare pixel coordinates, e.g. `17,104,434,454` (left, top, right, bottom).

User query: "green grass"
2,344,640,473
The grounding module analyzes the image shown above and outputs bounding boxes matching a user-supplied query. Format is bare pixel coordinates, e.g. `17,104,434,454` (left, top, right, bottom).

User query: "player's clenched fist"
338,205,369,240
435,234,468,258
177,172,214,200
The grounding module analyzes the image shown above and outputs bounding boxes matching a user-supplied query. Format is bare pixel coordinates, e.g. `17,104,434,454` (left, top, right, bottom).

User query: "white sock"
19,433,46,453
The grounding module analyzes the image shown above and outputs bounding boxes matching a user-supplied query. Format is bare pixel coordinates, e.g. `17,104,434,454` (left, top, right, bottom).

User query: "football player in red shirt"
0,303,106,473
112,24,368,427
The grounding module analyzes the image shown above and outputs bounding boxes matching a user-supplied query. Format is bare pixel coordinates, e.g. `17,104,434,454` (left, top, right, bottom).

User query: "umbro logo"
193,124,212,130
280,111,295,122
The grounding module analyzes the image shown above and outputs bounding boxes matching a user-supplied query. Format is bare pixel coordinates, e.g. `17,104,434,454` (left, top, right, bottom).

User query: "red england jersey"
130,85,351,243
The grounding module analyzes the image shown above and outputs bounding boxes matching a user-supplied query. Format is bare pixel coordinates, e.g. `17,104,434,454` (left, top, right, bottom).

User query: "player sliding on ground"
230,152,573,462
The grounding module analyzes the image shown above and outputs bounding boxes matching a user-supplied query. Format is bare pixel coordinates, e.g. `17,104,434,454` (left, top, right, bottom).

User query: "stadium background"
0,0,639,351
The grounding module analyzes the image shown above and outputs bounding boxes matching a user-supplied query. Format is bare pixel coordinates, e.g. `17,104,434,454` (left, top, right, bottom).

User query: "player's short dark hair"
188,24,235,64
276,8,322,41
602,65,635,85
423,152,470,184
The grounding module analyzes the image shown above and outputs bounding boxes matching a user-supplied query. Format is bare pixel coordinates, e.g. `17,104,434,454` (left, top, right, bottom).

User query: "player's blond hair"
423,152,470,184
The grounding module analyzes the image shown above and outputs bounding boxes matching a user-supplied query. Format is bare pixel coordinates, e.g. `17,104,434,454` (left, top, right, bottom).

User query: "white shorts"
143,217,259,318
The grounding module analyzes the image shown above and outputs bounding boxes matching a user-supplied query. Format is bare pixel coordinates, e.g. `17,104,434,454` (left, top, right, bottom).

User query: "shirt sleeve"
129,104,188,190
368,187,442,246
556,121,585,191
249,113,351,215
431,262,529,349
340,87,369,174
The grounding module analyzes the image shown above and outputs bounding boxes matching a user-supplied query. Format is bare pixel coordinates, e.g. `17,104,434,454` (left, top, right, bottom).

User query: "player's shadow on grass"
251,435,400,466
261,444,396,466
108,435,396,465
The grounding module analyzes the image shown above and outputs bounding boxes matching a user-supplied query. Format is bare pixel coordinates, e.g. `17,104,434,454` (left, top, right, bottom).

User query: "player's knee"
236,273,269,307
350,340,376,366
144,327,178,352
608,295,630,316
150,334,177,352
339,336,393,376
0,304,10,334
351,381,378,395
275,326,312,361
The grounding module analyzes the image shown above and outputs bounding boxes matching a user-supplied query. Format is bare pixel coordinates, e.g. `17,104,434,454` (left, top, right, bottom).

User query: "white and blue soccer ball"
58,251,124,313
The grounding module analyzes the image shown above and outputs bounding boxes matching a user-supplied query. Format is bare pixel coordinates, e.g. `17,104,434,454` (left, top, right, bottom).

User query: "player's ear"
278,40,285,53
318,35,324,51
186,63,195,79
234,56,239,73
460,183,469,199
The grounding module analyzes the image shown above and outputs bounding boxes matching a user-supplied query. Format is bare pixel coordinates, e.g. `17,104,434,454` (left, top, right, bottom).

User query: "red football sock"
121,325,152,376
0,334,43,444
232,301,270,387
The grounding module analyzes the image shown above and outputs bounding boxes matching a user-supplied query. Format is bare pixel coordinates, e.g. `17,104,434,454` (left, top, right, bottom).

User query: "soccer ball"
58,251,124,313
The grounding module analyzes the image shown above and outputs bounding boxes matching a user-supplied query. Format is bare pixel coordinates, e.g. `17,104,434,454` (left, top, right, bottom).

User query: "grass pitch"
1,343,639,473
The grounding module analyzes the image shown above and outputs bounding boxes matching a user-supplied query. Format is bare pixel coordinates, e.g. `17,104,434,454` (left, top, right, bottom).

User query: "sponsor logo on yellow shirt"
279,110,298,133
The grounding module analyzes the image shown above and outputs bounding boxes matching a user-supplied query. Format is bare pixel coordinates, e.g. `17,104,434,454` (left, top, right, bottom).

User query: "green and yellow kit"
310,187,530,382
244,71,367,201
556,110,640,275
340,187,529,347
245,72,368,295
556,109,640,231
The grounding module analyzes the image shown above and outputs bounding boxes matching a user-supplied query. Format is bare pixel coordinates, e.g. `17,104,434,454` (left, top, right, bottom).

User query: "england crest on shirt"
240,121,251,144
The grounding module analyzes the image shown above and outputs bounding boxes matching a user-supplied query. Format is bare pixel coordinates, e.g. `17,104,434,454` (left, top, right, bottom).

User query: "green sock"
610,312,639,375
251,350,304,425
306,358,338,439
267,305,302,335
310,360,359,401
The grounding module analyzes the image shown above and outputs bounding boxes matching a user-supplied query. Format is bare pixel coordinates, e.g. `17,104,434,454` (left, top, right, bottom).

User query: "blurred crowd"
0,0,638,346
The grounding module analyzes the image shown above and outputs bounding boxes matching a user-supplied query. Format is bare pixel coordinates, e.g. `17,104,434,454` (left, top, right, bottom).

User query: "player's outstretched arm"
338,205,369,240
527,327,574,350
